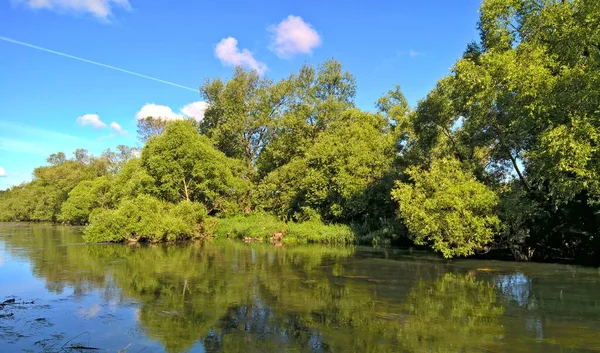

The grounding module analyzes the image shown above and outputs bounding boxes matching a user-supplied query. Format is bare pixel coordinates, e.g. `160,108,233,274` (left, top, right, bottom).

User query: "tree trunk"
508,151,531,192
183,179,190,201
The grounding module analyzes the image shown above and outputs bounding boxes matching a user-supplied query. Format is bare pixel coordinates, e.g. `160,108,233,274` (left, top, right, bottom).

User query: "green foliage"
107,157,157,204
200,66,292,167
392,157,500,258
286,220,354,245
84,195,207,243
211,213,354,245
3,2,600,262
528,116,600,207
141,120,250,213
354,218,407,247
137,117,172,143
412,0,600,260
100,145,139,174
59,176,112,225
257,109,396,224
212,214,284,242
256,60,357,174
0,155,109,222
497,183,539,247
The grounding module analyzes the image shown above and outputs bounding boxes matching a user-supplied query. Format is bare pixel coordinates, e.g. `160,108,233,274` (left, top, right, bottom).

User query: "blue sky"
0,0,481,189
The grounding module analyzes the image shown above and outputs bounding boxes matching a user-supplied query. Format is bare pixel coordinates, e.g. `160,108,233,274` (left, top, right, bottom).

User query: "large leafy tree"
141,120,250,213
403,0,600,260
257,59,357,175
200,67,292,169
257,109,396,223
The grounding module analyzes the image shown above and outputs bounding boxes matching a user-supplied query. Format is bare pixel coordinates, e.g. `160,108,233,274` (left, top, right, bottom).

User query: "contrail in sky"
0,36,198,93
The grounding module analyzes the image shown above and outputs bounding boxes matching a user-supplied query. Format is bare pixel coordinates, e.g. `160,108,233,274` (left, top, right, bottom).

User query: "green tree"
46,152,66,166
257,59,357,175
257,109,396,223
137,117,172,143
59,176,112,225
141,120,250,213
392,157,500,258
200,66,292,169
108,157,157,204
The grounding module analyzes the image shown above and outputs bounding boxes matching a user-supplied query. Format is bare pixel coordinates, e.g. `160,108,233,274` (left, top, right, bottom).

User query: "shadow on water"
1,222,599,352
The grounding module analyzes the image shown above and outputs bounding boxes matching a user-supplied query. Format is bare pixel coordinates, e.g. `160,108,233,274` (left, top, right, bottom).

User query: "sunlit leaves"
393,157,500,258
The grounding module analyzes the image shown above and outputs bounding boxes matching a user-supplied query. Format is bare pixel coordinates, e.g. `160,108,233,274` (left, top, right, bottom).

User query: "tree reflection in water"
3,224,599,353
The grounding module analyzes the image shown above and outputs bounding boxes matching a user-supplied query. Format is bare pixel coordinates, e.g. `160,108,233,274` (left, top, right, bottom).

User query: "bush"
59,176,112,225
84,195,207,243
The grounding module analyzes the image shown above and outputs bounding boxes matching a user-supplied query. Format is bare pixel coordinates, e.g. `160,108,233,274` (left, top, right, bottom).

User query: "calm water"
0,223,599,352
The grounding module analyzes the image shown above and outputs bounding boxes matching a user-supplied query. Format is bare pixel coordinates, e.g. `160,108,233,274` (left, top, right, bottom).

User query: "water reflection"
492,268,600,352
495,272,531,308
1,223,600,352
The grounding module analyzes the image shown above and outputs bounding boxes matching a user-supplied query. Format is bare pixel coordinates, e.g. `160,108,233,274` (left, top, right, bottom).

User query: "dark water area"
0,223,599,352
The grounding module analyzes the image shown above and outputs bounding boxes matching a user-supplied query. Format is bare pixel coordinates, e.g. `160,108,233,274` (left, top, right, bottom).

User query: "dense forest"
1,0,599,264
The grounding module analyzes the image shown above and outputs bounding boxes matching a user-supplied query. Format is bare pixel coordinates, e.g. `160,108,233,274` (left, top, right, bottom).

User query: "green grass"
210,213,355,245
286,221,354,245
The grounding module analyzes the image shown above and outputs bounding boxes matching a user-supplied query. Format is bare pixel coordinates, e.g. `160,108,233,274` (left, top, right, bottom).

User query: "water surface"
1,223,599,352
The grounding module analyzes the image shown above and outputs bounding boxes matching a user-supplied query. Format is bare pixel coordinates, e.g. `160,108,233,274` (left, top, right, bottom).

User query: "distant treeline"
1,0,599,264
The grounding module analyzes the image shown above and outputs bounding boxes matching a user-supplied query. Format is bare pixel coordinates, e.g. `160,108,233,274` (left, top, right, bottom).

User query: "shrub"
84,195,207,243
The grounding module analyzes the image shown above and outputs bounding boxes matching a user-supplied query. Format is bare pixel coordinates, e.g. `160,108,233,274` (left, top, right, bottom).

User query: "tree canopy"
1,0,599,263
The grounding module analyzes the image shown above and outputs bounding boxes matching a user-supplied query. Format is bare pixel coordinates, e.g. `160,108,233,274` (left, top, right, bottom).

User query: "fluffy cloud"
110,122,127,135
135,104,182,121
269,16,322,59
215,37,267,74
76,113,128,139
180,101,209,121
0,167,6,177
135,101,207,122
14,0,131,20
76,114,106,129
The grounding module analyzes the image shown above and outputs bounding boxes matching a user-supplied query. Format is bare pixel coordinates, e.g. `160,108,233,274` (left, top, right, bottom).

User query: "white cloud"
135,104,182,121
180,101,208,121
215,37,267,74
0,167,6,177
110,122,127,135
75,114,128,139
409,49,424,57
14,0,131,20
269,15,322,59
135,101,207,122
76,114,106,129
77,303,101,319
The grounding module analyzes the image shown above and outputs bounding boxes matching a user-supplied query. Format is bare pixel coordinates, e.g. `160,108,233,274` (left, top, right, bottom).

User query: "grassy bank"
210,214,355,245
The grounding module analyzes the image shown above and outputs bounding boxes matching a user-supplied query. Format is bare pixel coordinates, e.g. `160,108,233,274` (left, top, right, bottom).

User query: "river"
0,222,599,352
